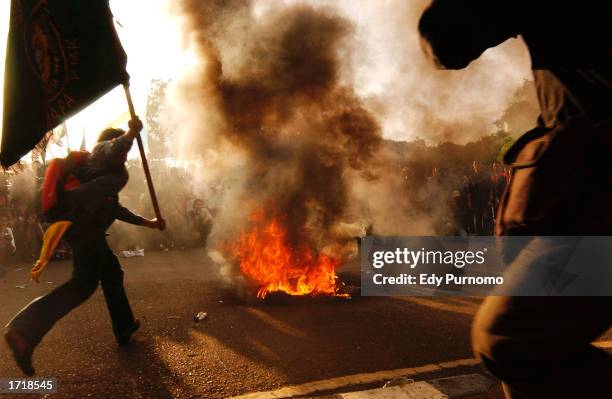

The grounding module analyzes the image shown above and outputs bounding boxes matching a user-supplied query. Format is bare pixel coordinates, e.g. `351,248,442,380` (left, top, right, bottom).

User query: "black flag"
1,0,128,168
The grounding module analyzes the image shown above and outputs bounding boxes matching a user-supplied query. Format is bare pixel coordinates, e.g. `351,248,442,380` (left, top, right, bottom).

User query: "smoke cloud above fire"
171,0,533,145
170,0,383,256
338,0,533,143
268,0,534,143
164,0,536,287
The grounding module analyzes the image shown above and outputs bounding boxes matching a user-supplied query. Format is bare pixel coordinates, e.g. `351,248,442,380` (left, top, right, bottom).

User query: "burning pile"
174,0,382,298
229,209,343,299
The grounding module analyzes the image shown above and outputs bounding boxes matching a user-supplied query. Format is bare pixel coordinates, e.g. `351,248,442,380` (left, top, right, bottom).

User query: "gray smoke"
170,0,383,270
163,0,537,283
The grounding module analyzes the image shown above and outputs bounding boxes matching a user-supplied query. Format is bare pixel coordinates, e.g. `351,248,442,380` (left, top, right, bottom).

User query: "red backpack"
41,151,90,214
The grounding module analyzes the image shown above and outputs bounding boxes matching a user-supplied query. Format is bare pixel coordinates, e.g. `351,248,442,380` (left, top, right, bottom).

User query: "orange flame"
229,209,345,299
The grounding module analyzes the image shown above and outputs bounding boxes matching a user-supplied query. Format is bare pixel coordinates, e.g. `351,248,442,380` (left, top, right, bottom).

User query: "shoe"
116,319,140,346
4,329,35,376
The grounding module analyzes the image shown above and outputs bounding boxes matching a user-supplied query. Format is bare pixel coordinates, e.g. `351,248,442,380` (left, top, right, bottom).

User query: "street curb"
227,358,480,399
230,341,611,399
338,373,495,399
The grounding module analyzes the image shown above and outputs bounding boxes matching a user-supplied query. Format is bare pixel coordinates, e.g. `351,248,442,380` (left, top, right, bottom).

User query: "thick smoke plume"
165,0,538,288
171,0,382,270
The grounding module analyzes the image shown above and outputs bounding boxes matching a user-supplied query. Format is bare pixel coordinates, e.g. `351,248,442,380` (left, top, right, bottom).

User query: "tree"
146,80,171,161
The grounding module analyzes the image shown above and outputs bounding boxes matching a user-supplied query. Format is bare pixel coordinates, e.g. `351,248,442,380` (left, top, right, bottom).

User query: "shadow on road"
176,286,481,388
113,336,196,399
0,253,485,398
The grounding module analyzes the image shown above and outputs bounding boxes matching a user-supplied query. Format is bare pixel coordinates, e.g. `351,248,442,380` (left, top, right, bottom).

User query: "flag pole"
122,83,163,224
64,124,71,152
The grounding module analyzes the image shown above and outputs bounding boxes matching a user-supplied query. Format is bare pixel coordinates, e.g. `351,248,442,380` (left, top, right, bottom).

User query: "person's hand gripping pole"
123,84,165,230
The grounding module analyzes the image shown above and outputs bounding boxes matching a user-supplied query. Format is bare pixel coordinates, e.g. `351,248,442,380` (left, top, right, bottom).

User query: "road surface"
1,250,609,398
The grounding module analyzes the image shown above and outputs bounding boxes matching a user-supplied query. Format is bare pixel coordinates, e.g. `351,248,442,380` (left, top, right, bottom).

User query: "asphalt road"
0,250,609,399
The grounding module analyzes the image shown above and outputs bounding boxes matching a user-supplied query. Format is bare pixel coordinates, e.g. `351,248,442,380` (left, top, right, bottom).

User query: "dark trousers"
473,296,612,398
7,227,134,346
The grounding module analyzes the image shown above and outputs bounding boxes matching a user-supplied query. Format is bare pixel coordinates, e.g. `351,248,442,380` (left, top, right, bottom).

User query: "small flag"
1,0,129,168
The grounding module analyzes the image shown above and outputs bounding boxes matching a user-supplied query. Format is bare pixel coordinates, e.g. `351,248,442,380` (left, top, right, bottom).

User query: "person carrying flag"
4,116,164,376
1,0,165,377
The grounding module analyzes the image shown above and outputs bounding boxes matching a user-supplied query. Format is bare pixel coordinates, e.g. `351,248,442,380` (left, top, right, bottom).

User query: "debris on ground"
120,249,145,258
194,312,208,322
383,376,415,388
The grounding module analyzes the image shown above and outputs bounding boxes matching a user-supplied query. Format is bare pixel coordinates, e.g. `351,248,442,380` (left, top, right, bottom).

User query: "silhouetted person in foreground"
420,1,612,398
4,118,165,376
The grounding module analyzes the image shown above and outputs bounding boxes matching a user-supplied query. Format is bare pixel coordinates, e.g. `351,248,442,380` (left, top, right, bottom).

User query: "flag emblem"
24,0,68,101
1,0,128,168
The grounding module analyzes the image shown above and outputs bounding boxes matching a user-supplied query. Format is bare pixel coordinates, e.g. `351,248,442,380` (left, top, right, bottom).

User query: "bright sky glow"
0,0,191,161
0,0,532,163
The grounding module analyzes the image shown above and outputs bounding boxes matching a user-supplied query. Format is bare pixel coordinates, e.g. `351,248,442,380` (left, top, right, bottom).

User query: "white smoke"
162,0,536,259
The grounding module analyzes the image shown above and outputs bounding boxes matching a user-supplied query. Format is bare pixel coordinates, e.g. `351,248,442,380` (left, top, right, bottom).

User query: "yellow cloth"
31,221,73,283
